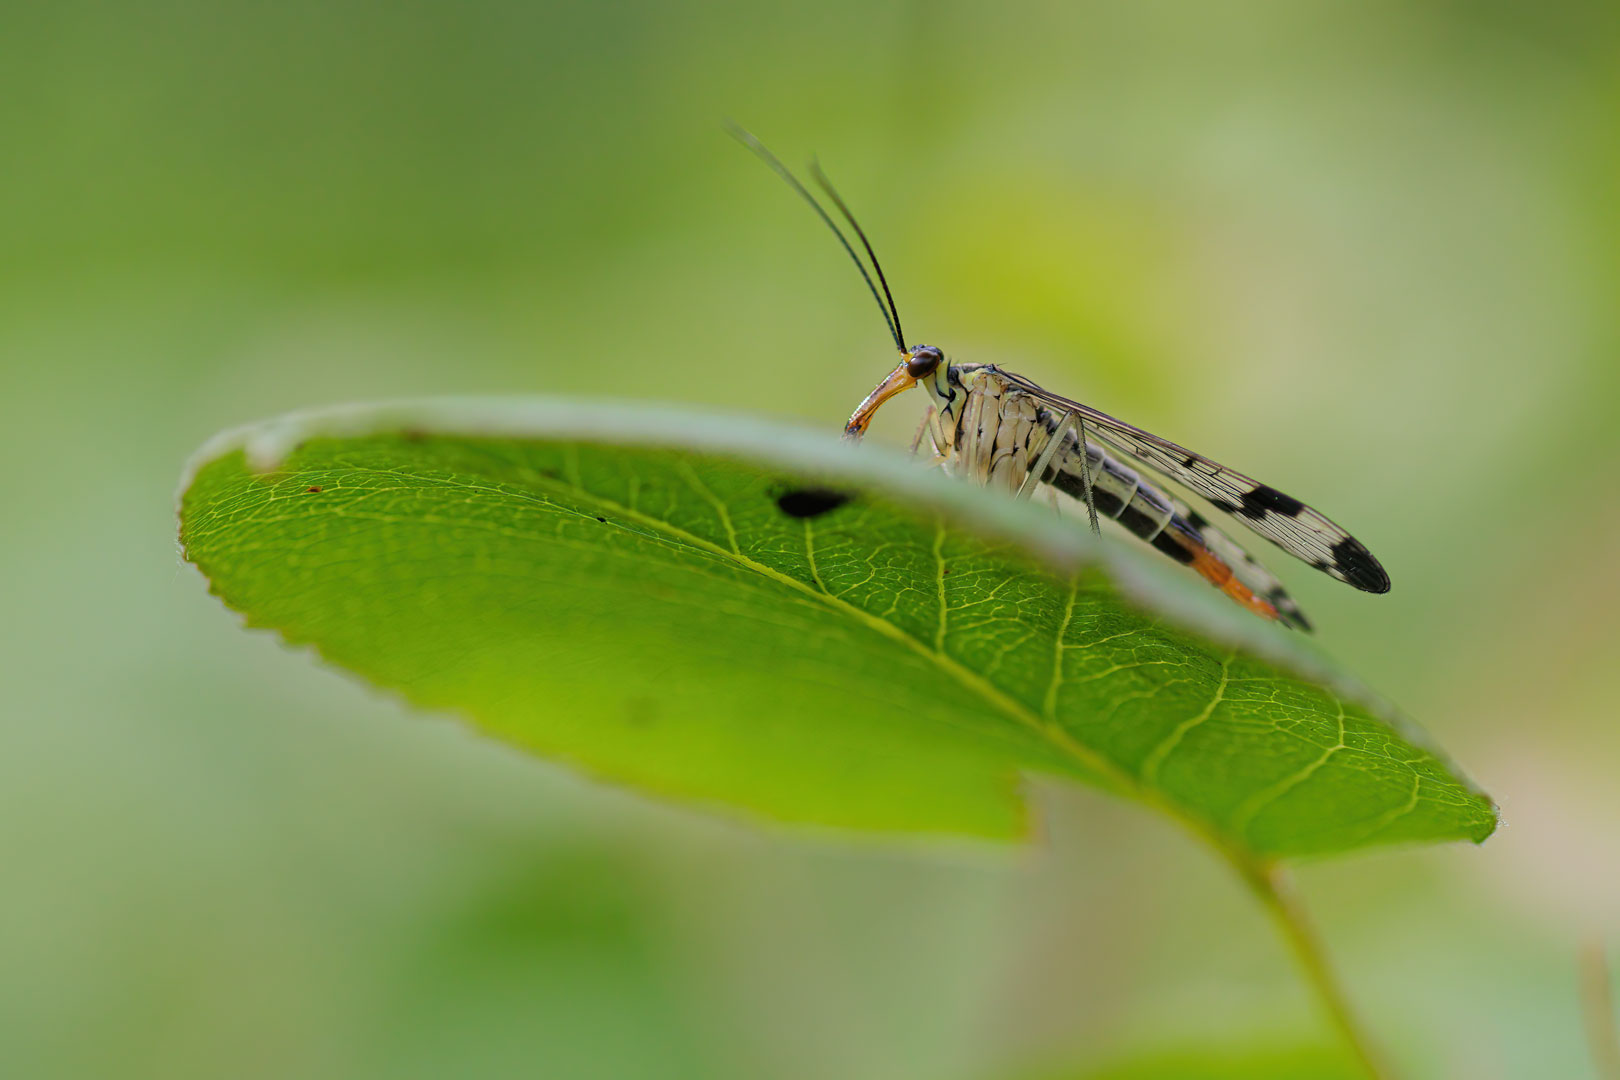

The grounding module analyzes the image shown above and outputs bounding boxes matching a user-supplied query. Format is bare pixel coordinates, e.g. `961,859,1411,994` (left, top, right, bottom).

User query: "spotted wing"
1000,371,1390,593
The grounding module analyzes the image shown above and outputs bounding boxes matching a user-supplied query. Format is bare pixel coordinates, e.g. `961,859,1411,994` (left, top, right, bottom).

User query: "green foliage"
180,399,1494,860
372,848,712,1080
1021,1042,1362,1079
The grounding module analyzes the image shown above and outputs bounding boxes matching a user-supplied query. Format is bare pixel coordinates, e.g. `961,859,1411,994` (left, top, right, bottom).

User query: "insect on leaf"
178,398,1495,859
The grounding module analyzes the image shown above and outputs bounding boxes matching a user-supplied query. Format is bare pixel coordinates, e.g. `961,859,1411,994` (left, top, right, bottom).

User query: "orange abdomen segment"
1158,525,1284,623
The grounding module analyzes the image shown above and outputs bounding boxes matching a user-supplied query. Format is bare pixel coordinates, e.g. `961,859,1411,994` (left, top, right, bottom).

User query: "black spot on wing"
1239,484,1306,520
776,488,852,518
1330,536,1391,593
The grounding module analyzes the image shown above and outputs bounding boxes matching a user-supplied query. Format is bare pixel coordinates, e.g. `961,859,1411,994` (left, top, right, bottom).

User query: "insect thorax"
928,364,1066,489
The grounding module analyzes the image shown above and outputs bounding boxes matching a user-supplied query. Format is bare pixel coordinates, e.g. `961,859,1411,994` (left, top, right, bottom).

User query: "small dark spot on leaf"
595,516,606,523
776,487,851,518
942,567,951,576
306,486,322,493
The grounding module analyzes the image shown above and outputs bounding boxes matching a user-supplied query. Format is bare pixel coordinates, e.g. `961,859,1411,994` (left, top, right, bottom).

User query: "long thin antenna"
810,160,904,350
726,123,904,352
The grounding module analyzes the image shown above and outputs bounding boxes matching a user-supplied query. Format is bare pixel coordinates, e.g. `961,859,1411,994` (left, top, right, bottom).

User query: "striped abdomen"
941,370,1311,631
1041,430,1311,630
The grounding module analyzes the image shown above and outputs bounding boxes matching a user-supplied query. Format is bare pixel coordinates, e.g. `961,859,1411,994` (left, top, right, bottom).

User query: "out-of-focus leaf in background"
6,0,1620,1077
1018,1042,1362,1079
180,401,1494,859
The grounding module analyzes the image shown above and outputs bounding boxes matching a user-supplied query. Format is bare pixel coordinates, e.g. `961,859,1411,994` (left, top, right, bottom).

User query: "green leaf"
179,398,1494,858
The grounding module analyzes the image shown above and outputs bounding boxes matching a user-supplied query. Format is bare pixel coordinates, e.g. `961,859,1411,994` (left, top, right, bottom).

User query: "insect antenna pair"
728,124,1108,536
725,123,906,354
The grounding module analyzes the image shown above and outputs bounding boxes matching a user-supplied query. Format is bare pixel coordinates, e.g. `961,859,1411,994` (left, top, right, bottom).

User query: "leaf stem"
1230,853,1393,1080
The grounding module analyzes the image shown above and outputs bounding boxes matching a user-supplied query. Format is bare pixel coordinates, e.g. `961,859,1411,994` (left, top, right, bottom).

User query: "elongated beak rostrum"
843,359,916,438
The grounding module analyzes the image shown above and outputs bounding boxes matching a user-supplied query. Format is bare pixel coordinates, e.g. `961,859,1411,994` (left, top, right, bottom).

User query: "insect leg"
909,405,950,468
908,406,938,455
929,404,952,460
1015,409,1073,501
1075,415,1102,538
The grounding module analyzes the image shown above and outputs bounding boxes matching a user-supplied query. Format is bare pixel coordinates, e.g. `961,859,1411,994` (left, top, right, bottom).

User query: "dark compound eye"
905,345,943,378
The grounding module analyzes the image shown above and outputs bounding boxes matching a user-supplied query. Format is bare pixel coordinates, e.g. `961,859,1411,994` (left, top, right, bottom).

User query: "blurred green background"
4,1,1618,1077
